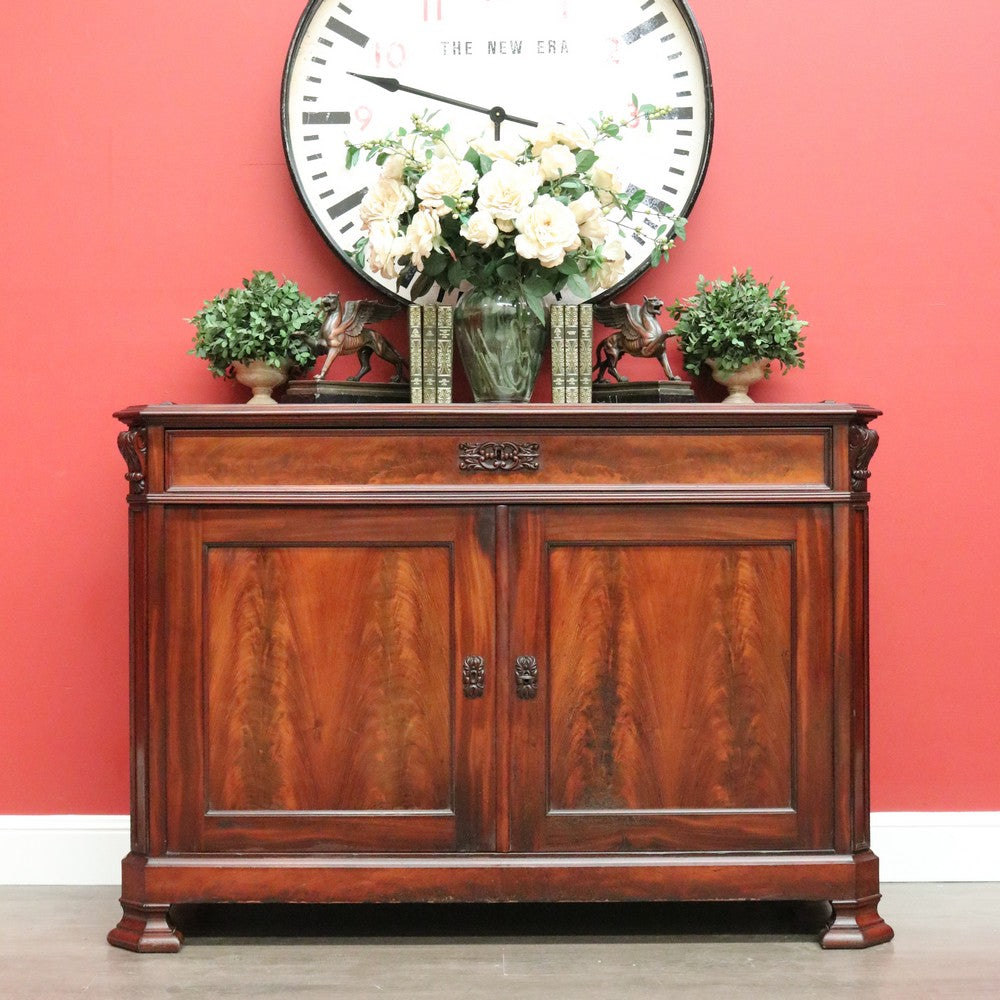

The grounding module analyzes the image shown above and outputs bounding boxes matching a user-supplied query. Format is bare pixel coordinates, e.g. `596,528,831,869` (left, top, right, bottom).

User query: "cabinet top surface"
116,402,879,431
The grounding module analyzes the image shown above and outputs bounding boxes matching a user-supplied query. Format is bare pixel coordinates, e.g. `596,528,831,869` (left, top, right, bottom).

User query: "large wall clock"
281,0,714,303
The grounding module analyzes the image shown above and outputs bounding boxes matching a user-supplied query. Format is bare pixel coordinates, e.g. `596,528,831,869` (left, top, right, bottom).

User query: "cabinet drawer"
165,428,831,490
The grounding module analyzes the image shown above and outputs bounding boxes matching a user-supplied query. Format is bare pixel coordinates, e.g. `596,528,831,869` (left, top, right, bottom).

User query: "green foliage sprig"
188,271,322,378
668,269,807,378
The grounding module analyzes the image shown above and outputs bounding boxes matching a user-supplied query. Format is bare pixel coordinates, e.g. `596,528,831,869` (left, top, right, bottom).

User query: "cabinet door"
162,506,495,854
508,505,834,854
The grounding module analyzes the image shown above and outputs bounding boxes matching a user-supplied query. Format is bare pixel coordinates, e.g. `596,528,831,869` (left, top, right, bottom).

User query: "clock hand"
347,72,538,139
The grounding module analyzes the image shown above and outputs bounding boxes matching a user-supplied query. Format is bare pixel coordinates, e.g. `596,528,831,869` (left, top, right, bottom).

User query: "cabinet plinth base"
107,902,183,953
821,893,894,949
110,850,893,951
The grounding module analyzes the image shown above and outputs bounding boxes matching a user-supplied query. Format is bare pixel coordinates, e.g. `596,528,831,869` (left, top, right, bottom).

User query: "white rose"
569,191,608,243
530,123,590,155
591,164,624,207
587,235,627,292
476,160,540,226
359,176,414,228
400,208,442,270
365,220,401,280
538,143,578,181
380,153,407,181
470,134,527,162
514,194,582,269
416,156,478,215
460,210,500,249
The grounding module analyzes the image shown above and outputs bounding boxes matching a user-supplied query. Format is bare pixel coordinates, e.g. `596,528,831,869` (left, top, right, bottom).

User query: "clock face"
281,0,713,303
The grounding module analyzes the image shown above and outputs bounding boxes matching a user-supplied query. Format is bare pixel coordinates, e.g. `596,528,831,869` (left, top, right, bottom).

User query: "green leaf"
522,285,546,323
447,258,465,288
410,270,436,299
422,252,448,277
524,273,554,299
564,272,590,300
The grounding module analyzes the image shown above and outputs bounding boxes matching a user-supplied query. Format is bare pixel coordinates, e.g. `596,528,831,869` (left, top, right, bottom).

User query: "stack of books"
408,304,453,404
550,304,593,403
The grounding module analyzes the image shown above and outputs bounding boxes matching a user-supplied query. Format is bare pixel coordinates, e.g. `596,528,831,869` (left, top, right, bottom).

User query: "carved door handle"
514,655,538,700
462,656,486,699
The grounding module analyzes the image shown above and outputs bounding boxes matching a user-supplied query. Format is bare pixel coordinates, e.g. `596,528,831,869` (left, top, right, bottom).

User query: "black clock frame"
279,0,715,304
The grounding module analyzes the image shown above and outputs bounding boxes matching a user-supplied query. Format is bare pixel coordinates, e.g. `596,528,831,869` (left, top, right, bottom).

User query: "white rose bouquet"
345,102,685,321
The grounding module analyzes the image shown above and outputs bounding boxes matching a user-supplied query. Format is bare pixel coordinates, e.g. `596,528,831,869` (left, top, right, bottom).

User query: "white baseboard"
0,815,130,886
0,813,997,885
871,812,1000,882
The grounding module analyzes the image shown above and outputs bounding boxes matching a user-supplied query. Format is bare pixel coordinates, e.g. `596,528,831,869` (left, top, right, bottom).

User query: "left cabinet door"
159,505,496,854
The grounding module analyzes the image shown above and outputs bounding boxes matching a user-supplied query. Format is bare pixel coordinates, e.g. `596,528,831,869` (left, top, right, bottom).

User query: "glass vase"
453,287,547,403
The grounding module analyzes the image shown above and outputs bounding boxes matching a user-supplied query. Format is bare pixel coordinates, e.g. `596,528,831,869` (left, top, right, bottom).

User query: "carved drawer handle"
459,442,540,473
462,656,486,699
514,655,538,700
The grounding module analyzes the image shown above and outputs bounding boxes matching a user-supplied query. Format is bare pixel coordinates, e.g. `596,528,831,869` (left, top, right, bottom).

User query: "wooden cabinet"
110,403,892,951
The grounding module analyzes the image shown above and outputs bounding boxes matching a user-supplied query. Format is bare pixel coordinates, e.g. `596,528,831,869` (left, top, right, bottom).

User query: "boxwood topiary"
188,271,322,378
668,268,807,378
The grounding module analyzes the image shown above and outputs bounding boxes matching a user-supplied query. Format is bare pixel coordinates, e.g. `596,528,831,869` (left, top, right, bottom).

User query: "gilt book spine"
550,304,566,403
436,305,453,404
564,304,580,404
421,305,438,403
408,304,423,404
578,303,593,403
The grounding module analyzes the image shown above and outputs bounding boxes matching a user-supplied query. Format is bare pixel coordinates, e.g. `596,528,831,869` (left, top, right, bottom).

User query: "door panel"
509,505,833,854
164,506,495,854
204,543,454,814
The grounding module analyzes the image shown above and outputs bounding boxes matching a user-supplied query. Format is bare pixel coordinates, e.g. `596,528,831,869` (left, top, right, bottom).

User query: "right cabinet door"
508,505,835,854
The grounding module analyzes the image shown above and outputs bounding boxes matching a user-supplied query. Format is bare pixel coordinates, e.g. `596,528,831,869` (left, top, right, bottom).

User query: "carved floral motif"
459,442,541,473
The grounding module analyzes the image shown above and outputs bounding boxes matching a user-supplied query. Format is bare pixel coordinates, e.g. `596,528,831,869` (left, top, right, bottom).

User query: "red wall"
2,1,998,813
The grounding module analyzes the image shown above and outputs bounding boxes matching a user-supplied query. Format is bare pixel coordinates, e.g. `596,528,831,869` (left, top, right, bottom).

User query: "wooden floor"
1,884,998,998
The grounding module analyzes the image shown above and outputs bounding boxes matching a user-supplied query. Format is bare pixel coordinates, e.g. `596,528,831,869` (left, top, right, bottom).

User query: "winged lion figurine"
313,293,407,383
592,296,680,383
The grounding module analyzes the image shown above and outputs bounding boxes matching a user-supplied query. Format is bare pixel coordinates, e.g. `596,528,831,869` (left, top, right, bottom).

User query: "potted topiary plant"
188,270,322,403
667,268,807,403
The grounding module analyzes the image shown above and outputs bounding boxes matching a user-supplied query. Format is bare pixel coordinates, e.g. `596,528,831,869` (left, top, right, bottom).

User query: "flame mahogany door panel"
163,505,496,854
508,504,834,854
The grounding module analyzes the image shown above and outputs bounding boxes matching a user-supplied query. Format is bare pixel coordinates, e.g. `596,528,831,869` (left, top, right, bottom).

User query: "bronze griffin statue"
592,296,681,383
313,293,407,383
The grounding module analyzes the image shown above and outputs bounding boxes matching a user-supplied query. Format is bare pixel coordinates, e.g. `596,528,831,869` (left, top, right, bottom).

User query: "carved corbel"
849,421,879,493
117,427,148,496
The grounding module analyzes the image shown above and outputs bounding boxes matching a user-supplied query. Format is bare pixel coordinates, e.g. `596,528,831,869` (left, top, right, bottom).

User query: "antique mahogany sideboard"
110,403,892,951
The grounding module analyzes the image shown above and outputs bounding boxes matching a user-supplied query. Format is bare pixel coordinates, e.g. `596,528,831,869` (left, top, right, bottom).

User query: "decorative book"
435,305,453,404
408,304,423,404
578,303,594,403
550,304,566,404
421,305,438,403
564,305,580,404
